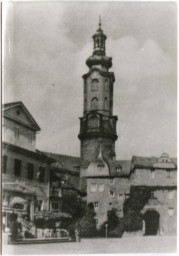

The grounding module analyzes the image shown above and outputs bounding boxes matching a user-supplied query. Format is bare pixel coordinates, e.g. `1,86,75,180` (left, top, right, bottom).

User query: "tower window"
104,98,108,110
105,79,108,91
97,38,100,47
91,97,98,110
14,159,21,177
167,170,171,178
91,79,99,91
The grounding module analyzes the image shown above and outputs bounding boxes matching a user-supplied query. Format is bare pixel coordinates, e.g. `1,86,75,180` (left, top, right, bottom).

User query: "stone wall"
81,137,115,165
87,177,130,228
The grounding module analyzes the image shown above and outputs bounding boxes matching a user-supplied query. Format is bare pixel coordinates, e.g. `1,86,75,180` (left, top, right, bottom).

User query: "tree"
61,194,86,220
78,203,97,237
122,186,151,232
98,208,120,237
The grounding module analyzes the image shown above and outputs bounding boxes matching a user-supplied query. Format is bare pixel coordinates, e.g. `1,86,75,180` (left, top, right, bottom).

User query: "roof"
2,101,40,131
43,152,81,174
3,142,55,163
131,155,177,171
111,159,132,176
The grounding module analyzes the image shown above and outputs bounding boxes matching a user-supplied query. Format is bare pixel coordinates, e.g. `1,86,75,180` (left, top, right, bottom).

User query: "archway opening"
144,210,159,235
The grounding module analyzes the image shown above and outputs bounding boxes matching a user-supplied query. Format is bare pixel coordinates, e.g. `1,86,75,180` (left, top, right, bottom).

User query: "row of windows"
90,179,115,192
2,155,46,182
91,97,109,111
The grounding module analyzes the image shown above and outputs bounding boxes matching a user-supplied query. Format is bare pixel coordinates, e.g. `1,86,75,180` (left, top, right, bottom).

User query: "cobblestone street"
2,234,177,254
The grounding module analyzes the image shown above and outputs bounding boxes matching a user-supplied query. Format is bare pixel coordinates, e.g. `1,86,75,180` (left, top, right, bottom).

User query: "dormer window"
97,163,104,168
116,167,122,172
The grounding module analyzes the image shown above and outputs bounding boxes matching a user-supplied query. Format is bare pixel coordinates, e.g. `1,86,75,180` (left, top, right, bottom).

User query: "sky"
3,1,177,160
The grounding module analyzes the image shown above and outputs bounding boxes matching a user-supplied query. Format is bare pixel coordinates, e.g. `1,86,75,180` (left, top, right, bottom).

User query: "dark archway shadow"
144,210,160,235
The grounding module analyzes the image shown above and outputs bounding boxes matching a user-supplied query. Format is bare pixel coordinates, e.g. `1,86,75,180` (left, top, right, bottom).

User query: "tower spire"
99,15,102,30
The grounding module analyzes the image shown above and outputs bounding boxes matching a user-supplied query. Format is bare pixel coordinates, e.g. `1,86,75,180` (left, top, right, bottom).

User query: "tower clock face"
91,71,99,79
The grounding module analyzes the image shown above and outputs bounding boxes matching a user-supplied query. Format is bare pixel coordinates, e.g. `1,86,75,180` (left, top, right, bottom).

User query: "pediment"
3,102,40,131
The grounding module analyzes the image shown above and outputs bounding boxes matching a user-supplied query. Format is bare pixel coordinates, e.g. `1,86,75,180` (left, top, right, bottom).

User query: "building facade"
2,102,58,231
79,22,177,236
2,21,177,238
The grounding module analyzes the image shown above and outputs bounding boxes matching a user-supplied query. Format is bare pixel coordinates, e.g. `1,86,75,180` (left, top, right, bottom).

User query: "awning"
9,196,27,207
2,206,27,214
34,211,71,219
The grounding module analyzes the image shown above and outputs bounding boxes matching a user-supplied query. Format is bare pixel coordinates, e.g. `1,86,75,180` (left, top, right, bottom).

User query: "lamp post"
105,223,108,238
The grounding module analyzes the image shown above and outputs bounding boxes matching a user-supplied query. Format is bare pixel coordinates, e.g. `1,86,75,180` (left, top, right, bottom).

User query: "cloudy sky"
3,1,177,159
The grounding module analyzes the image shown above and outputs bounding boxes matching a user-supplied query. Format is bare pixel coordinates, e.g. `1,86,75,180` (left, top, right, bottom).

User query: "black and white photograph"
1,1,177,254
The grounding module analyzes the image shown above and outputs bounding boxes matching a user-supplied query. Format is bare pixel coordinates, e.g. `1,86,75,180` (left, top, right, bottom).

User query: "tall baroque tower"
78,19,118,166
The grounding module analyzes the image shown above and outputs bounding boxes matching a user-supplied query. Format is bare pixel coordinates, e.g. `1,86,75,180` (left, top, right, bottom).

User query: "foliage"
98,208,120,237
78,203,97,238
123,211,143,232
61,194,86,220
122,186,151,232
109,218,124,238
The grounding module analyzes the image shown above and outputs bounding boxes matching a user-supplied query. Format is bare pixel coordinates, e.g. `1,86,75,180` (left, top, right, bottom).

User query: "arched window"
105,79,108,91
91,98,98,110
104,98,108,110
97,38,100,47
88,115,99,129
91,79,98,91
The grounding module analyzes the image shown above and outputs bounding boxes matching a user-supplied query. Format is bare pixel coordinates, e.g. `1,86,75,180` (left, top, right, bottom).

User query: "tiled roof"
43,152,81,174
108,159,131,177
131,155,177,170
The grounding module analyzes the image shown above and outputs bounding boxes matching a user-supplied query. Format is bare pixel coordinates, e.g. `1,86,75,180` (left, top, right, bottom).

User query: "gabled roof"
2,101,40,131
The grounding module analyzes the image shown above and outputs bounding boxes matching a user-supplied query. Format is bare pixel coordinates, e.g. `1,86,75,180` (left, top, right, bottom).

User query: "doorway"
144,210,159,235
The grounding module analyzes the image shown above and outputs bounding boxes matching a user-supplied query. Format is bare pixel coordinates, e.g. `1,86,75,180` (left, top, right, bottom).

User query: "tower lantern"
79,20,118,167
